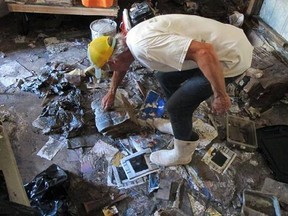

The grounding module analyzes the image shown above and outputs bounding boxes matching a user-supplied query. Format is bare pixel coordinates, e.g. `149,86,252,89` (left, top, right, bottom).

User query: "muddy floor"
1,6,288,216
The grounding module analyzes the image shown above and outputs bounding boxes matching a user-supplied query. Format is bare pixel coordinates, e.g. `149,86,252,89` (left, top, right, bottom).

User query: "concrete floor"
1,11,288,216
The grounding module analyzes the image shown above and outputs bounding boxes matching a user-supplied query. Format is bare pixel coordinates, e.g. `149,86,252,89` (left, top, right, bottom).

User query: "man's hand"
101,91,115,111
211,93,231,115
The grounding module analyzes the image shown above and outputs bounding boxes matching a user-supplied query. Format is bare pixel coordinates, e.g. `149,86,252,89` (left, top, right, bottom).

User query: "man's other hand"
211,93,231,115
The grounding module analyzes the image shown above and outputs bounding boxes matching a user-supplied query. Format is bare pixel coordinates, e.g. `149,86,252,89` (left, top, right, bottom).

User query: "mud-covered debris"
21,69,75,97
91,139,119,162
37,136,65,160
91,91,142,138
201,143,237,174
33,88,84,138
44,37,72,54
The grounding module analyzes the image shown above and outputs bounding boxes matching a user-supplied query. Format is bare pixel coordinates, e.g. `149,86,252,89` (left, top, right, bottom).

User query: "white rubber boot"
146,118,173,135
150,139,198,166
146,118,199,140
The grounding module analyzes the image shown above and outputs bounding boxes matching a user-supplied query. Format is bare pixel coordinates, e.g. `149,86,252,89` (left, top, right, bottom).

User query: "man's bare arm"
185,40,231,114
101,49,134,110
102,70,127,110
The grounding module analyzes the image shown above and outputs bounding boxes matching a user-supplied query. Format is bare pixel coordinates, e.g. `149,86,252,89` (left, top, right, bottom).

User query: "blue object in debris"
140,90,166,120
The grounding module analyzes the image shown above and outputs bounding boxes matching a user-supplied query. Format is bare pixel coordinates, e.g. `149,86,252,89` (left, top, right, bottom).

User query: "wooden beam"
246,0,264,16
0,125,30,206
7,3,119,17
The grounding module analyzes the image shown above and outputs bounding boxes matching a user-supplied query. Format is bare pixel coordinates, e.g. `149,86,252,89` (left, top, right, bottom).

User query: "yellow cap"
87,36,115,68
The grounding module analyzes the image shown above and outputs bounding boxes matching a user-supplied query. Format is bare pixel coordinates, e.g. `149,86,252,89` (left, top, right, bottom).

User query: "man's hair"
110,33,128,61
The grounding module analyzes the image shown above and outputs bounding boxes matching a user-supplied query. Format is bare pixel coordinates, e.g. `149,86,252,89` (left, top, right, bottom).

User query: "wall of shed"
259,0,288,40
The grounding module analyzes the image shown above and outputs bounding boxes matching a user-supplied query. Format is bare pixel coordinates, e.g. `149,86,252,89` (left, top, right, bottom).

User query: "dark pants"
156,69,212,141
156,68,235,141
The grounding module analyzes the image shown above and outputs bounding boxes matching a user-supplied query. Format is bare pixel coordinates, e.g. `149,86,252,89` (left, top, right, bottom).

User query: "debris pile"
16,45,288,214
1,15,286,214
22,68,85,138
227,47,288,115
91,91,142,138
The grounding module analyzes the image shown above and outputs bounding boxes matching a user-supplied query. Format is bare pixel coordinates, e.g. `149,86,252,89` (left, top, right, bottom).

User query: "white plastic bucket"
90,18,117,39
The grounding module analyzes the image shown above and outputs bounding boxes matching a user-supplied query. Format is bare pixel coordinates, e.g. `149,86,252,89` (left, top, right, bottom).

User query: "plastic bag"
25,164,70,216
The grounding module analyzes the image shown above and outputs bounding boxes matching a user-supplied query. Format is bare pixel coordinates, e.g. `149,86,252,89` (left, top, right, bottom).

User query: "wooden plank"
0,124,30,206
7,3,119,16
246,0,264,15
246,0,256,15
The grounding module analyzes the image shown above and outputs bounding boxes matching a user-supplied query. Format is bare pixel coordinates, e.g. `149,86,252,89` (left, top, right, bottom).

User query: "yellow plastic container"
82,0,114,8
